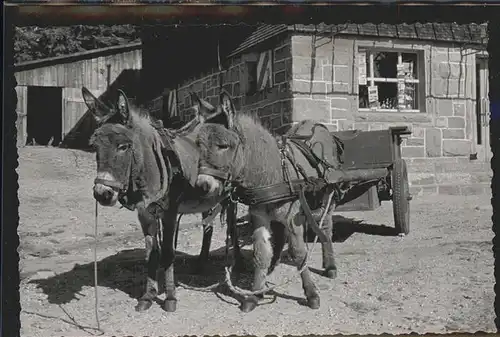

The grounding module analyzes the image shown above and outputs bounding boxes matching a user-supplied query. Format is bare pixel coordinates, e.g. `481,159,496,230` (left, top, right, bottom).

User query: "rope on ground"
223,196,335,297
93,201,104,336
178,193,333,297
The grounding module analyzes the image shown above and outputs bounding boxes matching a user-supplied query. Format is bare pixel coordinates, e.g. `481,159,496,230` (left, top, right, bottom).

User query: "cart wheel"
392,158,410,235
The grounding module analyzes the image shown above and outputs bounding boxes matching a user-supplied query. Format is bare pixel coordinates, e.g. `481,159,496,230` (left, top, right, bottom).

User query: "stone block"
460,184,488,196
436,99,454,117
233,83,241,96
453,102,466,116
291,79,326,99
406,138,425,146
407,159,435,173
436,172,472,185
274,71,286,85
334,65,350,83
338,119,354,130
436,117,448,127
425,128,442,157
333,51,351,66
411,127,424,138
326,83,349,93
292,57,323,81
274,44,290,62
402,146,425,158
354,122,370,131
435,161,490,173
442,129,465,139
447,116,465,129
369,123,386,131
438,185,461,195
292,37,313,57
471,172,493,184
330,97,350,111
292,98,330,122
431,79,448,97
275,60,287,72
442,139,471,157
422,186,439,195
465,101,473,140
409,173,436,185
323,65,333,82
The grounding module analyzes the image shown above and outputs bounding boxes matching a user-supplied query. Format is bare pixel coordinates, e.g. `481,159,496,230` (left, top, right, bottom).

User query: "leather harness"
197,122,346,245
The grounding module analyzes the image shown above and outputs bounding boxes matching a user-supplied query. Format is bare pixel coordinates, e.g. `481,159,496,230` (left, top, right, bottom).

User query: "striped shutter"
256,50,273,91
167,89,178,118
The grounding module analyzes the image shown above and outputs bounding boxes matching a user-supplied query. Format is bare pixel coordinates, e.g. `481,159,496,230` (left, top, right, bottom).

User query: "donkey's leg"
289,207,320,309
196,211,214,274
310,192,337,279
136,207,160,312
268,220,287,275
227,202,245,273
161,209,179,312
240,207,273,313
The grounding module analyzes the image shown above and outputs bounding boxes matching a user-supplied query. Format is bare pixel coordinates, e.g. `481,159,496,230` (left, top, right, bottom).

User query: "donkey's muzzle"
93,183,119,206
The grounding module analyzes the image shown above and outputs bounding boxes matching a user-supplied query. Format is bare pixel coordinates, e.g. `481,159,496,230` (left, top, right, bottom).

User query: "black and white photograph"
3,3,499,337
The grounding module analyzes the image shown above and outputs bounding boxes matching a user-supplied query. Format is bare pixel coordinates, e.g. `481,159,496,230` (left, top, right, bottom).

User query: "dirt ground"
18,146,496,336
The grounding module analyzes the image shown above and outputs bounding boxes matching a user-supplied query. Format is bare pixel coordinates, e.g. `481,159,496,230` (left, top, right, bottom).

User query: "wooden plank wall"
15,86,28,147
14,49,142,147
62,87,87,138
15,49,142,91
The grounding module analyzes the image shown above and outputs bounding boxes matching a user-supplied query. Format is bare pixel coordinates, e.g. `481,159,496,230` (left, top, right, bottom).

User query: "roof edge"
14,41,142,72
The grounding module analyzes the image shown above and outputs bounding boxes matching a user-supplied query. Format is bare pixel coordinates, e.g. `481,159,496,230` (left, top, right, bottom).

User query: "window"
358,49,422,112
243,49,274,95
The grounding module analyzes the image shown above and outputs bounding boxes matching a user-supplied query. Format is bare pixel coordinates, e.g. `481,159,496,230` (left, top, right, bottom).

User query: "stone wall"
175,35,293,133
290,33,492,196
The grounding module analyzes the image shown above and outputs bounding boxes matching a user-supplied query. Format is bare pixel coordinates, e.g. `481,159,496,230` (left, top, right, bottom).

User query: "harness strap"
298,186,330,244
94,178,123,190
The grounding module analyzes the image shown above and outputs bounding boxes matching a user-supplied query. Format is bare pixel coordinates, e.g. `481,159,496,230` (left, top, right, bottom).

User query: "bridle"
197,133,243,197
93,126,172,211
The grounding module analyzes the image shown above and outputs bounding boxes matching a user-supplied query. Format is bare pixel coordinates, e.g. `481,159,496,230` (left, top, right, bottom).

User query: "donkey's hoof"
307,296,320,310
135,299,153,312
323,268,337,279
163,299,177,312
240,296,259,313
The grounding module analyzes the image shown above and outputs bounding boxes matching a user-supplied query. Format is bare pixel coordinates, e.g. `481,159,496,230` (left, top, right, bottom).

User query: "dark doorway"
26,86,63,146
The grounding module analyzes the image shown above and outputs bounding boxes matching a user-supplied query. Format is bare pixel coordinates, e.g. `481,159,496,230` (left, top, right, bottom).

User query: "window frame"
358,47,425,113
242,49,274,97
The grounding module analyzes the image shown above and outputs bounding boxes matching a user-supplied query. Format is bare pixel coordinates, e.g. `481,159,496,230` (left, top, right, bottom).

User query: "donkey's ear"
82,86,112,123
219,89,235,129
116,89,131,123
190,91,216,121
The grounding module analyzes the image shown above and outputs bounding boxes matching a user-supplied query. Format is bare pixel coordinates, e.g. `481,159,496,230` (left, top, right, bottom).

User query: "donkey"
194,91,344,312
82,86,244,313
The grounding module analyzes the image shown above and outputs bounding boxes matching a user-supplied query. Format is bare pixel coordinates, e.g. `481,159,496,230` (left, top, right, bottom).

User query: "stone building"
141,23,491,196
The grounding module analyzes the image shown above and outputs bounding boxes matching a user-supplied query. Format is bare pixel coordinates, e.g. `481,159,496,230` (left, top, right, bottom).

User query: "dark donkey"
82,87,243,313
194,91,345,312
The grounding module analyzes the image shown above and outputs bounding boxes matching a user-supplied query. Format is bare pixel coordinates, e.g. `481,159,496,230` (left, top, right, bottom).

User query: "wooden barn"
14,42,142,148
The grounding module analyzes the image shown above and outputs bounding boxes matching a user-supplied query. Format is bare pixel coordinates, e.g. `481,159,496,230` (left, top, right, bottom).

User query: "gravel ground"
18,146,496,336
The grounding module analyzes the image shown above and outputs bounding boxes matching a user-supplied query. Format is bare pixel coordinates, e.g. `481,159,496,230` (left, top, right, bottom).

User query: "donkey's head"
84,87,151,206
84,86,216,207
194,90,281,195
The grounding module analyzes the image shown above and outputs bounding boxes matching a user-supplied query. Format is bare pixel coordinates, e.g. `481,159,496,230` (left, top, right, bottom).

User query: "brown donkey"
82,87,243,313
194,91,343,312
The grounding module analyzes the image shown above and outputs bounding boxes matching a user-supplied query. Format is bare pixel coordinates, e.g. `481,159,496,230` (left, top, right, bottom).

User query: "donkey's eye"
117,143,131,151
216,144,230,150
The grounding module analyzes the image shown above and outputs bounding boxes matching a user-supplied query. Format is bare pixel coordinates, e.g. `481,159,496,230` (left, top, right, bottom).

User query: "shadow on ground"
29,214,399,309
305,214,399,243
